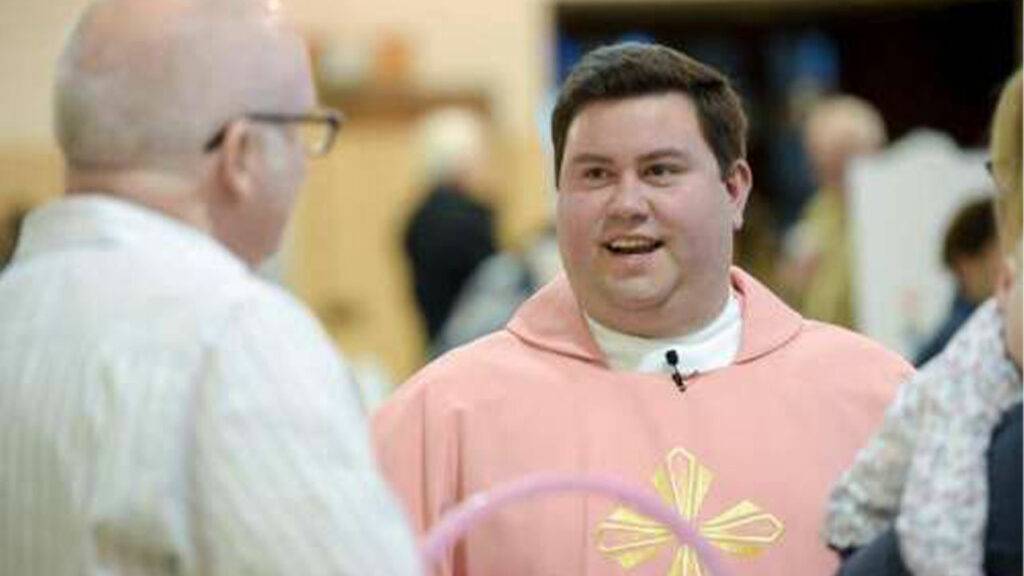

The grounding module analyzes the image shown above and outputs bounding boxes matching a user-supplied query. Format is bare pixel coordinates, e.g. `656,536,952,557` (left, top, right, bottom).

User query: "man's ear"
217,121,258,203
724,159,753,231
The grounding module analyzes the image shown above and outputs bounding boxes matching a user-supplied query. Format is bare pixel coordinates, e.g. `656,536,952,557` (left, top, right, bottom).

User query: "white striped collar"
13,193,246,274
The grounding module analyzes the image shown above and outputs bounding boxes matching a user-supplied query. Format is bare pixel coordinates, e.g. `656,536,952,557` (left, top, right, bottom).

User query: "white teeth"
609,238,656,250
605,237,663,255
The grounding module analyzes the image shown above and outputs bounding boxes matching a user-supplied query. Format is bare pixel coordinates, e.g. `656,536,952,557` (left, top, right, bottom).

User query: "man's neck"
66,168,210,234
587,291,742,373
585,282,732,340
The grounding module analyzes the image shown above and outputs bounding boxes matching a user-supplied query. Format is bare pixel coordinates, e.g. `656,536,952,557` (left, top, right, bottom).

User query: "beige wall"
282,0,555,381
0,1,83,146
291,0,552,137
0,0,553,146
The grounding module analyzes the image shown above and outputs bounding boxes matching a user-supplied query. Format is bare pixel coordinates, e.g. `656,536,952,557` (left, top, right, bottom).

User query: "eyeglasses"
203,109,345,158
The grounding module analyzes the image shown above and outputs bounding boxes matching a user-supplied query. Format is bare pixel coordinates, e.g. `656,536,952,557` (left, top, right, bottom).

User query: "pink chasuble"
374,268,910,576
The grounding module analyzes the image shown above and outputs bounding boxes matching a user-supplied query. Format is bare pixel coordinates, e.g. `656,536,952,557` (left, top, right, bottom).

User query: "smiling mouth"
603,237,664,255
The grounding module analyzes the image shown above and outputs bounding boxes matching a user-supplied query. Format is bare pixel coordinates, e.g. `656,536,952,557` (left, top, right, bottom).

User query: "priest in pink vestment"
375,42,911,576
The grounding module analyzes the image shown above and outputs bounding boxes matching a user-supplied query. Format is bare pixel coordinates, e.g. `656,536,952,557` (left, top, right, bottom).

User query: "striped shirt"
0,195,421,575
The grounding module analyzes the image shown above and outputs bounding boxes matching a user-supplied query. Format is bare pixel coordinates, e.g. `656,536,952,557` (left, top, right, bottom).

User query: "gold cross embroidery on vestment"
595,447,784,575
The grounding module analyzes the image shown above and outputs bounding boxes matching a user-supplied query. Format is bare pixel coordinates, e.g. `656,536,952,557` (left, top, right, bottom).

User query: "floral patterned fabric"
824,299,1022,575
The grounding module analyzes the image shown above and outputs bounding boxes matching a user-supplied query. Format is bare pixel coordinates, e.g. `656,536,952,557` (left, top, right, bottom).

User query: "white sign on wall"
849,129,992,359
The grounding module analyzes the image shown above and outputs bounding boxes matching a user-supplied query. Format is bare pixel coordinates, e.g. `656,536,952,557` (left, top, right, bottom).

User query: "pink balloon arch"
421,472,730,575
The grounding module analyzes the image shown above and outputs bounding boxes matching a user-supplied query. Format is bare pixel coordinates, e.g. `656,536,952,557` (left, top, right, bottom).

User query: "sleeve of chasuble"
192,290,422,576
373,369,461,576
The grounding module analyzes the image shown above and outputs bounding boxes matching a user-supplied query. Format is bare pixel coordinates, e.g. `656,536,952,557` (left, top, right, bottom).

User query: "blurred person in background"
780,95,888,329
376,43,909,576
914,195,1001,366
0,1,420,574
404,107,497,351
430,223,561,358
825,69,1022,576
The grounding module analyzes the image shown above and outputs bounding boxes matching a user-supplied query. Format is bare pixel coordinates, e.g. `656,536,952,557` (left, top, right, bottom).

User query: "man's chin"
600,279,672,311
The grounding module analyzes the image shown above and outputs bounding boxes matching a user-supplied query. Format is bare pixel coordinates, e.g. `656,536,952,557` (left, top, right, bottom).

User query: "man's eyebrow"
567,153,614,166
637,148,689,163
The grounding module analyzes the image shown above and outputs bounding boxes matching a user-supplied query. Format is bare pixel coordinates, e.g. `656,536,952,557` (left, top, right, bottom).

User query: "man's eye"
644,163,682,179
583,167,610,180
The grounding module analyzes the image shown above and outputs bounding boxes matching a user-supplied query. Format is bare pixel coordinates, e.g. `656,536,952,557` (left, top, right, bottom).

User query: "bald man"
0,1,420,574
780,95,888,328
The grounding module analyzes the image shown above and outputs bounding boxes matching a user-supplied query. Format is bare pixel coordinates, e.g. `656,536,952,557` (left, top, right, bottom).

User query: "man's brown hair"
551,42,748,186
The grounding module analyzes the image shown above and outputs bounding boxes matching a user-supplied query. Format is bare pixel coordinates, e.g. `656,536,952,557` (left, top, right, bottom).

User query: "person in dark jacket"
403,108,496,344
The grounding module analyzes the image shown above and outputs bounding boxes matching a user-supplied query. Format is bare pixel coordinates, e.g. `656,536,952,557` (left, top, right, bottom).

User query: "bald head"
804,95,887,191
55,0,314,174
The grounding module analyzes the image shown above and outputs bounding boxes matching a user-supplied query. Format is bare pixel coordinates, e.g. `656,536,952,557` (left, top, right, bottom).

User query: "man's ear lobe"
724,159,753,230
219,121,256,202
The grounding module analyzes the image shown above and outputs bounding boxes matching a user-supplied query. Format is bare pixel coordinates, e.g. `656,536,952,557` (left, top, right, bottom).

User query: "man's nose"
606,172,651,221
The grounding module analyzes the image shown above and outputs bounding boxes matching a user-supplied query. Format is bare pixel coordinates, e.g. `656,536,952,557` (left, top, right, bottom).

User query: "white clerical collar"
586,292,742,376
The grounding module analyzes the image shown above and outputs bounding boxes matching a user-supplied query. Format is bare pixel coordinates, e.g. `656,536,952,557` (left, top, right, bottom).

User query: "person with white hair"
0,1,420,574
780,94,888,329
403,107,497,349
